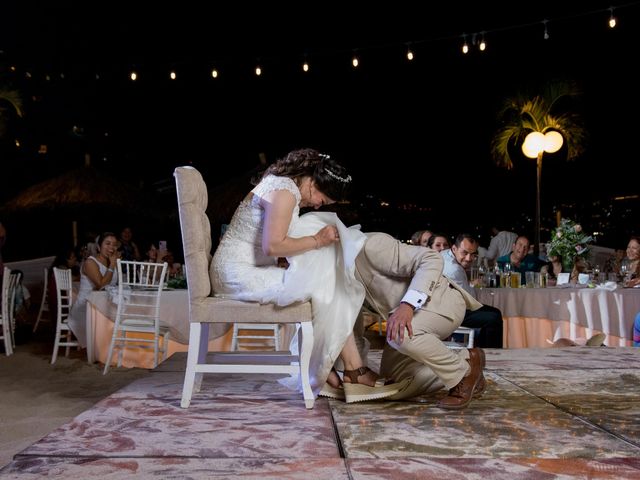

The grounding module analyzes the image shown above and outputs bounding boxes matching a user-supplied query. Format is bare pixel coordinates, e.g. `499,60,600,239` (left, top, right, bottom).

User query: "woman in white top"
68,232,119,347
211,148,406,403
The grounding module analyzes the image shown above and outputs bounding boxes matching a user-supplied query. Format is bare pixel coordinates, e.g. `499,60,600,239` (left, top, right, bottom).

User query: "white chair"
1,267,19,356
231,323,280,351
445,326,475,349
51,267,79,364
103,260,170,374
33,267,50,333
174,166,315,409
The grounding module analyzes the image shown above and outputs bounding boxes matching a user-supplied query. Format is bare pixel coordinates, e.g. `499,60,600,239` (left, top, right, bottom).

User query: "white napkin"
595,281,618,291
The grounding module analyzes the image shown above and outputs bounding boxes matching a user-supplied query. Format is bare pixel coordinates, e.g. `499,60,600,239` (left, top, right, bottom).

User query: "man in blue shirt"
442,233,504,348
496,235,546,286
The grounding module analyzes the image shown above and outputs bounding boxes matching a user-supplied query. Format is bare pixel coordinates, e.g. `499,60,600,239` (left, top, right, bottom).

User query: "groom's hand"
386,303,414,344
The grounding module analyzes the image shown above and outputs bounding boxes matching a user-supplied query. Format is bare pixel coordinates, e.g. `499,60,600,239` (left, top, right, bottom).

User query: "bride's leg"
339,334,378,387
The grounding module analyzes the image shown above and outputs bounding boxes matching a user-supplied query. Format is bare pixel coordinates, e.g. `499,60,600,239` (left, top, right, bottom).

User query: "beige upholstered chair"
174,166,315,409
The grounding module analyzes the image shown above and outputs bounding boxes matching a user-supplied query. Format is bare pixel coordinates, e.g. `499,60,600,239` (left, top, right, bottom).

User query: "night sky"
1,1,639,253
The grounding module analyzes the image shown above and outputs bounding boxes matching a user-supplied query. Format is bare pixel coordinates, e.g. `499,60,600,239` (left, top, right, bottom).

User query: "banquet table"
85,289,232,368
475,286,640,348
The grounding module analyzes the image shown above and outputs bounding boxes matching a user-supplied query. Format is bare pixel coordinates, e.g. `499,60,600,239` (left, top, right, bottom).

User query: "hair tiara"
324,167,352,183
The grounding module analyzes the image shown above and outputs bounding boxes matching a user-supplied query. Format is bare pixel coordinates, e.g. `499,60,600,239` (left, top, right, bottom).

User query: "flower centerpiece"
546,218,593,272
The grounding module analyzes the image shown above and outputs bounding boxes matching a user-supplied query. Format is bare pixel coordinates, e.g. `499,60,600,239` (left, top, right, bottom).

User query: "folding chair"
33,267,50,332
51,267,80,363
103,260,170,374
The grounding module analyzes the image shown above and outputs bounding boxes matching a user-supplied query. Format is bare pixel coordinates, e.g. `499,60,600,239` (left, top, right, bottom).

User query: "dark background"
1,1,639,258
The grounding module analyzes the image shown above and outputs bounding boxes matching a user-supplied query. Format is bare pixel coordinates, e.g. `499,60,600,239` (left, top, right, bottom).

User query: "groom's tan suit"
354,232,482,399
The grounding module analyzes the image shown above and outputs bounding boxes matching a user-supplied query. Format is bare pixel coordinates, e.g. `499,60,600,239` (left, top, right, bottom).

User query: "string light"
406,44,414,61
13,4,634,82
479,32,486,51
608,7,617,28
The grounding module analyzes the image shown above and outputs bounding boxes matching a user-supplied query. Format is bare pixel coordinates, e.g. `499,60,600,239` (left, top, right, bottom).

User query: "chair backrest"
1,267,12,317
53,267,73,323
174,166,214,323
116,260,168,327
2,268,21,317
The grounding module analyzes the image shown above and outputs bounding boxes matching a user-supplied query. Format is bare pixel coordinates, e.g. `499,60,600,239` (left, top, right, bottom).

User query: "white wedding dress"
210,175,366,394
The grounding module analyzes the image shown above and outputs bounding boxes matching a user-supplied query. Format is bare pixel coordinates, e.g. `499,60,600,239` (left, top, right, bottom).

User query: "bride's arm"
261,190,337,257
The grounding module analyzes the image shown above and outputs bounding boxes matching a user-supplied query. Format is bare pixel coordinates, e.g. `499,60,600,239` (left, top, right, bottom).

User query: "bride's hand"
314,225,340,248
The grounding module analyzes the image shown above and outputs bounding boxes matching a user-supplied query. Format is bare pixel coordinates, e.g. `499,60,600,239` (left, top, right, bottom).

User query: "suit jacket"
354,233,482,320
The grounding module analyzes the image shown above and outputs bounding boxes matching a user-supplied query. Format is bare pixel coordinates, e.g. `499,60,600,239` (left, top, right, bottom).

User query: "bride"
210,148,407,403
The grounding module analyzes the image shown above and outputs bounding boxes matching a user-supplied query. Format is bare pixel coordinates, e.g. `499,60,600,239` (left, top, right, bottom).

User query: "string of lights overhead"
6,2,638,83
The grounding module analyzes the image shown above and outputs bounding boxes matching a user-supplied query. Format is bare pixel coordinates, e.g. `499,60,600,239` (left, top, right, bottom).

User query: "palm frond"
0,89,24,117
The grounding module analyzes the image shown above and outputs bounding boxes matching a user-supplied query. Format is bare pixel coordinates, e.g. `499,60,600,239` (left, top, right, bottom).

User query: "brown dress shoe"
437,347,484,410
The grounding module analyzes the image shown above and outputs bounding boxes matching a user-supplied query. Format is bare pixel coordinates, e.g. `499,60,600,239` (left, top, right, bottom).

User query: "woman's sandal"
319,368,346,400
342,366,411,404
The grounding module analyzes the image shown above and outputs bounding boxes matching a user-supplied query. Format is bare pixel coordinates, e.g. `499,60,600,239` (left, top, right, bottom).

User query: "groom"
354,232,486,409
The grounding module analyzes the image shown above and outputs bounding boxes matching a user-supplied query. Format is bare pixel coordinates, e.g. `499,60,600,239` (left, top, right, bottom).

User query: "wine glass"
620,259,630,284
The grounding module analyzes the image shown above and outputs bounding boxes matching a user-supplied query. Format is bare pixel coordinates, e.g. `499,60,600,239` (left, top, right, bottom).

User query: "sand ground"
0,309,150,468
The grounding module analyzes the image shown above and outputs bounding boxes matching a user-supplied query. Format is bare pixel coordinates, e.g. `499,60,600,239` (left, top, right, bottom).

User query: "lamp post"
522,130,564,256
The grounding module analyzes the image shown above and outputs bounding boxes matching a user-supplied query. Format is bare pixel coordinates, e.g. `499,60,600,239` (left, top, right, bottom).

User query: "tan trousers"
380,289,469,400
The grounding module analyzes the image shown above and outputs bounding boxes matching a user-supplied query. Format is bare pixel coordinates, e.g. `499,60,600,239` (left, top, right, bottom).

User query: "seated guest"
118,227,141,261
496,235,546,286
623,236,640,287
68,232,119,347
426,232,450,252
410,229,432,247
486,226,517,265
442,234,504,348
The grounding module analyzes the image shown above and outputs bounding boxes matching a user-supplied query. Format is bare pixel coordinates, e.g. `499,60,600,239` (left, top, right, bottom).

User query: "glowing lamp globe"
543,131,564,153
522,131,546,158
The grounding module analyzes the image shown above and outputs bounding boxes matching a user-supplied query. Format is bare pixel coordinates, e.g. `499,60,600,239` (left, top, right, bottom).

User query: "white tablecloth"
476,286,640,348
85,289,232,367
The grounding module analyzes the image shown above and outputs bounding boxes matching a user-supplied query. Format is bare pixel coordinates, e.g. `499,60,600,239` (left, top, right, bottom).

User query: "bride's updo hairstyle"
259,148,352,202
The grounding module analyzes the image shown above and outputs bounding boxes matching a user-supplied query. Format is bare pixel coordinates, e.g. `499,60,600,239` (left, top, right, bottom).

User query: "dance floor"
2,347,640,479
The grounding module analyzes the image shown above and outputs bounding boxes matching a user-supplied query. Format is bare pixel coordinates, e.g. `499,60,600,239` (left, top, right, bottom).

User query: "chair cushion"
195,296,312,324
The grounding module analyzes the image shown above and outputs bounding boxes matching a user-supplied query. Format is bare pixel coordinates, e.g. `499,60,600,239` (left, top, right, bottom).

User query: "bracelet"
107,267,115,273
311,235,319,249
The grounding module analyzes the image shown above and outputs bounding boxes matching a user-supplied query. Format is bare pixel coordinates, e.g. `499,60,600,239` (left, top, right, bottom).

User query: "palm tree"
490,81,588,254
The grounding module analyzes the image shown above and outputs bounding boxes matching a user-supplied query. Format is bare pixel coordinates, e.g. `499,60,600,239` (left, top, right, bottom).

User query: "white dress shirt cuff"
401,289,428,311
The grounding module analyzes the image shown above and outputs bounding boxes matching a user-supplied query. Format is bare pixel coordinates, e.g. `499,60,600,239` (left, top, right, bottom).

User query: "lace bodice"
210,175,301,300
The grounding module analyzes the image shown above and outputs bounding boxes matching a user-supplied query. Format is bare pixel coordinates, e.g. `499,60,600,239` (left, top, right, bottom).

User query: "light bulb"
406,48,414,61
211,69,218,78
522,132,546,158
